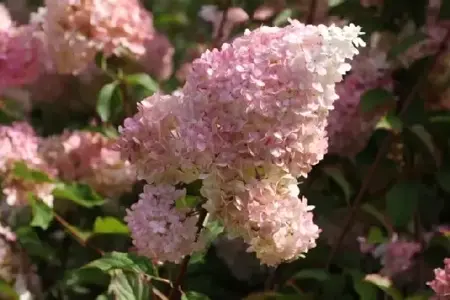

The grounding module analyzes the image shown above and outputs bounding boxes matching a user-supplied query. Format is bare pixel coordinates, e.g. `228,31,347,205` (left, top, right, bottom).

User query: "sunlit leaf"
364,274,402,300
97,81,122,122
182,291,211,300
108,270,150,300
83,251,157,276
12,161,53,183
176,195,201,209
93,217,129,235
125,73,159,94
53,183,105,208
28,194,54,230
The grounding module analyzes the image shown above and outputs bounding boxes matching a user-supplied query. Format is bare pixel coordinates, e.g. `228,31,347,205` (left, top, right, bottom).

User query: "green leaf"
28,194,54,230
0,279,19,300
12,161,53,183
125,73,159,94
388,32,428,59
93,217,129,235
182,291,211,300
322,167,352,203
53,183,105,208
366,226,387,244
97,81,122,122
176,195,201,209
273,9,292,26
360,88,394,113
347,270,377,300
15,227,57,261
437,168,450,194
376,113,403,133
83,251,156,276
292,269,330,282
108,270,150,300
409,125,440,166
364,274,402,300
361,203,392,233
386,182,420,228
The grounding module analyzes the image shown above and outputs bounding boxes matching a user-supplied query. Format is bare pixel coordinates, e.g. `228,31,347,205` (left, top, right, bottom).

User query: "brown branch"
325,28,450,269
168,208,208,300
211,0,232,49
53,212,104,256
306,0,318,24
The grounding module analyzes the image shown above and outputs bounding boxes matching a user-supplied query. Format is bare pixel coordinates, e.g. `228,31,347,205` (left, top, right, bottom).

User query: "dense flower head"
428,258,450,298
202,167,320,266
180,20,365,178
118,21,365,265
0,122,55,206
0,18,43,90
42,0,154,74
125,184,205,263
359,234,421,278
326,50,394,156
40,130,135,198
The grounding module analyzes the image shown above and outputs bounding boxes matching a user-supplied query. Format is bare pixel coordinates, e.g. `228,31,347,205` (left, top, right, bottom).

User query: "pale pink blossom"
0,122,55,207
125,184,205,263
326,50,394,156
0,4,12,31
428,258,450,298
181,21,365,178
40,130,135,198
202,168,320,266
0,25,43,89
42,0,154,74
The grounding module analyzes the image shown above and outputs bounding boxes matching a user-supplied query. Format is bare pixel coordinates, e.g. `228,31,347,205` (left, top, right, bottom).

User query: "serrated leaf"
83,251,156,276
366,226,387,244
94,217,129,235
97,81,122,122
181,291,211,300
108,270,150,300
125,73,159,94
12,161,53,183
292,269,330,281
364,274,402,300
28,194,54,230
273,9,292,26
360,88,394,113
388,32,428,59
176,195,201,209
53,183,105,208
386,182,420,228
437,168,450,194
322,167,352,203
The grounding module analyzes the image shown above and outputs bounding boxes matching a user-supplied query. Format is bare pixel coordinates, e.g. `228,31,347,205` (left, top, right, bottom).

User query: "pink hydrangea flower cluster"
326,50,394,156
0,122,55,207
0,5,42,91
39,130,135,198
428,258,450,298
118,21,365,265
125,184,205,263
359,234,422,278
40,0,154,74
